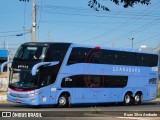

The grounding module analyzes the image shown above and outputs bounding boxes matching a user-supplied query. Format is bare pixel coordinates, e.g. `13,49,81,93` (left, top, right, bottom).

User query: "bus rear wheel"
123,93,133,106
58,94,69,108
134,93,142,105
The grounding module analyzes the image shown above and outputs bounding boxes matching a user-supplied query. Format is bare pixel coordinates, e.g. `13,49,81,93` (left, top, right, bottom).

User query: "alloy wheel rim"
125,95,130,103
59,97,66,105
135,95,140,102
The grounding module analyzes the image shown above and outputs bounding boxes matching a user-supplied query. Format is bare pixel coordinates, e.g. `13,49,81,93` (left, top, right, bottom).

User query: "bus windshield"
14,46,47,60
9,69,39,90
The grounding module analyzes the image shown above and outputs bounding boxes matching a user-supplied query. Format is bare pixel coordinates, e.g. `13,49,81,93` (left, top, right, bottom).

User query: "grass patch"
157,88,160,98
89,106,101,114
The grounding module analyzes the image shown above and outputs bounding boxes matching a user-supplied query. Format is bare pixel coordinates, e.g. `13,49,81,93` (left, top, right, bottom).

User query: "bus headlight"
28,92,39,97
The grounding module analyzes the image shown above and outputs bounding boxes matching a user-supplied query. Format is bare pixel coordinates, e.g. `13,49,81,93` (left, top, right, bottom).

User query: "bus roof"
22,42,72,46
21,42,158,55
70,43,158,55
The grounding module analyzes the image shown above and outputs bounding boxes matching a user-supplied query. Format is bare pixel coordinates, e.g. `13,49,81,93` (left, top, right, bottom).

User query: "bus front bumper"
7,94,39,105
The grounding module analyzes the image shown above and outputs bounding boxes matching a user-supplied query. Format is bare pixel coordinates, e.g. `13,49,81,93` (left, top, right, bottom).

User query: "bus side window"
39,75,47,87
90,54,101,63
45,50,52,61
93,76,101,87
68,54,77,65
128,52,135,66
150,54,158,67
39,75,54,87
103,50,115,64
67,48,79,65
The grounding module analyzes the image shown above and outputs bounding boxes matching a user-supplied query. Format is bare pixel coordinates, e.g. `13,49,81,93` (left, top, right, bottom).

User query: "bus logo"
18,65,28,69
113,66,141,73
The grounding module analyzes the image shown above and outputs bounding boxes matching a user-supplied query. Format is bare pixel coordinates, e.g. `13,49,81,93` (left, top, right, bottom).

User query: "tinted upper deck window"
67,47,158,67
45,43,70,62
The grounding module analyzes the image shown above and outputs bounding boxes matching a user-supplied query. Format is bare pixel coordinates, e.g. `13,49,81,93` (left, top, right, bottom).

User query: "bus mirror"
32,61,59,76
0,60,13,73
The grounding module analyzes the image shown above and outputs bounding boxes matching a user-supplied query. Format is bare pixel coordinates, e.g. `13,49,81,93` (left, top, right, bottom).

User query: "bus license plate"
16,100,21,103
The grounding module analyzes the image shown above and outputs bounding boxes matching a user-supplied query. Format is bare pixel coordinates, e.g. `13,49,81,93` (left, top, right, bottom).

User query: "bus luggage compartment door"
39,86,56,105
74,88,97,104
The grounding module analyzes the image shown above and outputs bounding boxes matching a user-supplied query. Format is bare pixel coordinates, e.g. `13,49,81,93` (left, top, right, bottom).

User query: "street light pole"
20,0,36,42
131,38,134,49
31,0,36,42
129,38,134,49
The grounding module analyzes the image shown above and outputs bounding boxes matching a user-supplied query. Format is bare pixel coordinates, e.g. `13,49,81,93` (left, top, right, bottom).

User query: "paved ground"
0,91,160,102
0,92,7,103
0,101,160,120
0,81,160,119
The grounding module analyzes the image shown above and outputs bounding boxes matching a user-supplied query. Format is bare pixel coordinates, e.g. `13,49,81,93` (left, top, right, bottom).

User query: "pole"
131,38,134,49
31,0,36,42
4,40,6,50
129,38,134,49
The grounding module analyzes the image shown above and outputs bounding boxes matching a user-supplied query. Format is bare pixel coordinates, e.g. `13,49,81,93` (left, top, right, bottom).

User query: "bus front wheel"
134,93,142,105
123,93,133,106
58,94,69,108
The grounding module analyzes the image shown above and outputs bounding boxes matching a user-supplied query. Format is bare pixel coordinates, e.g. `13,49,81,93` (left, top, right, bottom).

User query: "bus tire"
123,93,133,106
58,94,69,108
134,93,142,105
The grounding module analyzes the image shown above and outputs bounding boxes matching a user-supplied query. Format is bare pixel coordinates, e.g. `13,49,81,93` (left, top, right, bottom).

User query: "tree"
88,0,151,11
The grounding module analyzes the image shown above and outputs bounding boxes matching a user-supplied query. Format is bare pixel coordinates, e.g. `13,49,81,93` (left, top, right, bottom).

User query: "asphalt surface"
0,101,160,120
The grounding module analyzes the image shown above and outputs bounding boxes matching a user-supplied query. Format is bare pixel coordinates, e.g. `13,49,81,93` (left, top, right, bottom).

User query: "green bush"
158,89,160,98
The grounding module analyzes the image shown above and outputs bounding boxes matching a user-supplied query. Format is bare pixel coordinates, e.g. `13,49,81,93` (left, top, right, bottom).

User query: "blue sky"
0,0,160,54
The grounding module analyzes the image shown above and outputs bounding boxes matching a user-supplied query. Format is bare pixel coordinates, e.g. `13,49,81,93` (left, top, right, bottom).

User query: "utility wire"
103,18,160,47
0,30,26,34
42,10,160,19
35,2,160,48
40,5,160,17
96,2,160,45
114,18,160,40
0,32,30,38
64,1,158,44
122,34,160,48
153,43,160,50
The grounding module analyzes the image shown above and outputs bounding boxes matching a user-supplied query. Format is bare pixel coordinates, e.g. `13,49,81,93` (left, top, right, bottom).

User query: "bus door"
97,88,110,103
96,88,121,103
38,74,56,105
109,88,122,102
39,86,51,104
